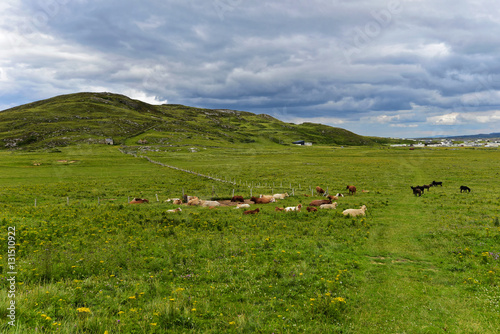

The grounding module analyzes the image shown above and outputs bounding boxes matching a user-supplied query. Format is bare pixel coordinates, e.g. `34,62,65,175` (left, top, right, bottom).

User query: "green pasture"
0,145,499,333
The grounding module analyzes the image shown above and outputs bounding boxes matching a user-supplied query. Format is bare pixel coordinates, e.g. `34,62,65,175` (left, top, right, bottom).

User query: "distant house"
105,138,114,145
293,140,312,146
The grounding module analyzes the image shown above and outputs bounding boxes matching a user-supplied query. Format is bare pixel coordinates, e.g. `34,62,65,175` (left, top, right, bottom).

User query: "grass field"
0,144,499,333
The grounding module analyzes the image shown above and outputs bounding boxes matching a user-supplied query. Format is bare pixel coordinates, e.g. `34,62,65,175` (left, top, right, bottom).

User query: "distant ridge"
415,133,500,140
0,92,407,149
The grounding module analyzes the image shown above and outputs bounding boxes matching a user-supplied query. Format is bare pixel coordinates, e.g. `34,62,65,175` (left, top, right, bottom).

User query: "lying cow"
129,198,149,204
231,195,245,202
309,199,331,206
251,196,275,204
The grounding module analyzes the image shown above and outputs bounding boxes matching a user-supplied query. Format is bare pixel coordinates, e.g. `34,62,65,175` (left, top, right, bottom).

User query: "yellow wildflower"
77,307,91,313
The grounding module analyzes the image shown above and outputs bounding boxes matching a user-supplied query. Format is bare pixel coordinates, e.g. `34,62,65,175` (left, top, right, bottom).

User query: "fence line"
118,148,330,194
119,149,237,185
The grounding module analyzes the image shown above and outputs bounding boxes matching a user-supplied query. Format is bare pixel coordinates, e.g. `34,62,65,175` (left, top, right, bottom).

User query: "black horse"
460,185,471,193
411,186,422,196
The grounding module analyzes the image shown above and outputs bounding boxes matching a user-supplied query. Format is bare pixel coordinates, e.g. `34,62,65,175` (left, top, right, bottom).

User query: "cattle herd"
129,180,472,217
129,185,368,217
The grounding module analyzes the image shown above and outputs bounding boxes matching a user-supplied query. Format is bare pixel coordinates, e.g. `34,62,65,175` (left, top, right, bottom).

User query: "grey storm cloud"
1,0,500,137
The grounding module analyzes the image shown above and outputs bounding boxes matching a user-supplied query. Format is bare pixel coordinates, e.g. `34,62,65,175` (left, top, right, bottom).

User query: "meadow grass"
0,144,499,333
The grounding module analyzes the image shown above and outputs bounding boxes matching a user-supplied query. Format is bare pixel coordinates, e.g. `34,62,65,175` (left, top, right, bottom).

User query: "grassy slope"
0,92,407,149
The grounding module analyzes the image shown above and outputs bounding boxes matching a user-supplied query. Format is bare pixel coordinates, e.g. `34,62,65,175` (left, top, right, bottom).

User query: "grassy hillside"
0,92,407,149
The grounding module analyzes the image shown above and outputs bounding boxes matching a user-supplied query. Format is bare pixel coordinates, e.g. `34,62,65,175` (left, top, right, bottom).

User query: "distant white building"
292,140,312,146
440,140,452,146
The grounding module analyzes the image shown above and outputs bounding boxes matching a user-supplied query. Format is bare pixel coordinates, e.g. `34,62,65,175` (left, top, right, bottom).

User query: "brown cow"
187,197,201,206
316,186,325,195
251,196,273,204
231,195,245,202
346,185,356,195
306,206,318,212
243,208,260,215
309,199,332,206
129,198,149,204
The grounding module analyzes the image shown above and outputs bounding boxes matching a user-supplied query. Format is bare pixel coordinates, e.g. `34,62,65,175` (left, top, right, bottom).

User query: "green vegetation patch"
0,145,498,333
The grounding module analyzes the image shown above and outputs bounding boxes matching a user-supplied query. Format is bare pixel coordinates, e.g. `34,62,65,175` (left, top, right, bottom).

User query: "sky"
1,0,500,138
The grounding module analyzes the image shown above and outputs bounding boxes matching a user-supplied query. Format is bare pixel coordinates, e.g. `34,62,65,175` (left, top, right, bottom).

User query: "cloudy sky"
1,0,500,138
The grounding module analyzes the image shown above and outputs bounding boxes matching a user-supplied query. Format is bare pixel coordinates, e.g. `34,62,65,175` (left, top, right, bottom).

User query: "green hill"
0,92,405,149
